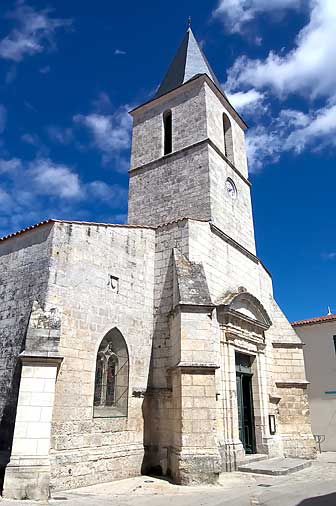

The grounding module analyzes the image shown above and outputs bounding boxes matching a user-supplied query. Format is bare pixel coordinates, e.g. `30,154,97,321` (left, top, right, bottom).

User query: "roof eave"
129,74,248,131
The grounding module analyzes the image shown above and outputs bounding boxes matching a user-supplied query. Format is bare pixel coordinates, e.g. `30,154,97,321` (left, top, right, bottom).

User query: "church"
0,27,316,500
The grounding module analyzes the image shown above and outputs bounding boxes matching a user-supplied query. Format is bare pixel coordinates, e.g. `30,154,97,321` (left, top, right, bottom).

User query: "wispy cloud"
322,252,336,261
46,125,73,144
225,0,336,101
227,89,267,116
0,158,22,174
246,104,336,171
114,49,126,55
74,102,132,169
220,0,336,170
213,0,303,33
0,155,128,237
0,1,71,62
28,159,81,199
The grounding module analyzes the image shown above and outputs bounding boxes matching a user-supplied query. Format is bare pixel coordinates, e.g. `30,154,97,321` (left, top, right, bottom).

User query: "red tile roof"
292,314,336,327
0,216,214,244
0,219,155,243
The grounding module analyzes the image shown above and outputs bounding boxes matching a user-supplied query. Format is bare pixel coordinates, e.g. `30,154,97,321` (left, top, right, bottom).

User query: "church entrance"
235,353,256,454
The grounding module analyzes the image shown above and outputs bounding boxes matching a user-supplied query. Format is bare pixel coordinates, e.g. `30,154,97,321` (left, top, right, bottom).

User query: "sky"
0,0,335,322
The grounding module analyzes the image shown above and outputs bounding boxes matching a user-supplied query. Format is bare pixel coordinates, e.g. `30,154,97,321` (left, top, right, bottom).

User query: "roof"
155,27,224,99
0,217,210,244
292,314,336,327
173,248,213,307
0,219,156,243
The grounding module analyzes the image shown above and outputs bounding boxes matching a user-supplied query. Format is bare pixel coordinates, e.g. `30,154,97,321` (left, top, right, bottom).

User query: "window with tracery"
93,328,129,418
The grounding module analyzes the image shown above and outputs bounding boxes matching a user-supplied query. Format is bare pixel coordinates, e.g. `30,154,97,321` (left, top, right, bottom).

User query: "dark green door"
236,354,256,454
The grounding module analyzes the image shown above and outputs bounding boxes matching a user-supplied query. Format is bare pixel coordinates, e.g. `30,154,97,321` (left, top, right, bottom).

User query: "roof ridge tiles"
292,314,336,327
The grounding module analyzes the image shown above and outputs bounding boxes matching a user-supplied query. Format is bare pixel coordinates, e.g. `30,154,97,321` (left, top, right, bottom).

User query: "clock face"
226,178,237,199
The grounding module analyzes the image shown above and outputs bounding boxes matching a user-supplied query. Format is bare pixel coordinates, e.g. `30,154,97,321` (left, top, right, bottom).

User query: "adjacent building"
293,313,336,452
0,27,316,501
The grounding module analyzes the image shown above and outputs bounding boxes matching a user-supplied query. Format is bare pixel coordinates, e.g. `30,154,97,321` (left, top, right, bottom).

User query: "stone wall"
46,222,155,490
142,221,190,475
128,142,211,227
0,224,54,480
208,146,256,253
204,82,248,179
130,79,207,169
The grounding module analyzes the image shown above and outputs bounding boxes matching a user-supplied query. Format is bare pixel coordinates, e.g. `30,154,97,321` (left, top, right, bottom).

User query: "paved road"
2,453,336,506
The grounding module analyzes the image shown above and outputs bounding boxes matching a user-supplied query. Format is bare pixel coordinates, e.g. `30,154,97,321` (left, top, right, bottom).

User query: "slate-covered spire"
155,27,223,99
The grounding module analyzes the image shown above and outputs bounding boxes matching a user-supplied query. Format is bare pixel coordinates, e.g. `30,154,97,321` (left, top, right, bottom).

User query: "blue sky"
0,0,335,322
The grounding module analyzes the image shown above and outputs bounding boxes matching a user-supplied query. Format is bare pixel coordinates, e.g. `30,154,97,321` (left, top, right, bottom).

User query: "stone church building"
0,27,316,500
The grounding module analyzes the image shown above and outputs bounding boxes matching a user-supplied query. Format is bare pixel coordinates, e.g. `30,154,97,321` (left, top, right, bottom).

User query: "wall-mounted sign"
269,414,276,435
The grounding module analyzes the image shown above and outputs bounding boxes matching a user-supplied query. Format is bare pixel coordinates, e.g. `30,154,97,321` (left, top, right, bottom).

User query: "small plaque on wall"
269,414,276,435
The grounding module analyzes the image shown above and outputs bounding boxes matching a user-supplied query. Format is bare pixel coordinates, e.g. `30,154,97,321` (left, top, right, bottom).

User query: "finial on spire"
187,16,191,30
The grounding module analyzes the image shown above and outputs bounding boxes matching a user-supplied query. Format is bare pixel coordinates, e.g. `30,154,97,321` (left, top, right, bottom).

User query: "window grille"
93,329,129,418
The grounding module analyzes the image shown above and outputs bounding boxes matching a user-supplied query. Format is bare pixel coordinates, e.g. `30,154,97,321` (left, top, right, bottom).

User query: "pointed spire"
154,26,223,99
328,306,332,315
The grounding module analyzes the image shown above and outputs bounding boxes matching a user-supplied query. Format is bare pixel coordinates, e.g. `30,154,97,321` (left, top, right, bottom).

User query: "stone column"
170,364,221,485
3,352,62,500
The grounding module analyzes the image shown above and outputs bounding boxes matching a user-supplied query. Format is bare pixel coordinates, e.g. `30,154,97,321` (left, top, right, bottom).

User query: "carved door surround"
216,291,273,469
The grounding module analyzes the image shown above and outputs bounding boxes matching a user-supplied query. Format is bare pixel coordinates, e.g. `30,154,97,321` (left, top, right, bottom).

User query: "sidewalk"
1,453,336,506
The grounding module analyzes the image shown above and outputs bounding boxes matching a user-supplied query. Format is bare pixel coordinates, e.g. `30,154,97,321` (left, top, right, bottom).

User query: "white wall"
295,320,336,451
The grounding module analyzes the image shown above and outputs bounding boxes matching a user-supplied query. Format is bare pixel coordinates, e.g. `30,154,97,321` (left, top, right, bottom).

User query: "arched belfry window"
223,113,234,163
163,110,172,155
93,328,129,418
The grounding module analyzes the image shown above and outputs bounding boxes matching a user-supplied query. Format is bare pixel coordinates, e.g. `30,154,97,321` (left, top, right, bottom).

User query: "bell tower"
128,27,256,254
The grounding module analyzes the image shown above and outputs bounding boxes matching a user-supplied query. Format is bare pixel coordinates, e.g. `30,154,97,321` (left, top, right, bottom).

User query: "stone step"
238,457,312,476
242,454,269,465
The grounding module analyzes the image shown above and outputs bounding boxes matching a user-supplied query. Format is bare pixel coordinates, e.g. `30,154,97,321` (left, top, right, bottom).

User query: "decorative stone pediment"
217,291,272,346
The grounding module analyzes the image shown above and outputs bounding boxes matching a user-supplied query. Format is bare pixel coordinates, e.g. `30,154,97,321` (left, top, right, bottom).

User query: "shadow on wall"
141,251,174,478
298,493,336,505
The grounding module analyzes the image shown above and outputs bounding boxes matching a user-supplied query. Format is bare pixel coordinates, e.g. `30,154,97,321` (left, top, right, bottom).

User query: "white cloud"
225,0,336,101
114,49,126,55
0,105,7,133
88,181,128,206
213,0,302,33
286,104,336,153
28,159,81,199
0,158,22,173
227,89,266,115
0,1,71,62
74,105,132,166
0,155,128,237
221,0,336,170
246,103,336,171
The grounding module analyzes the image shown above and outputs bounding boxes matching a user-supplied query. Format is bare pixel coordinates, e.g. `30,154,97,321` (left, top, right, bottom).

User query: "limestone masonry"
0,27,316,500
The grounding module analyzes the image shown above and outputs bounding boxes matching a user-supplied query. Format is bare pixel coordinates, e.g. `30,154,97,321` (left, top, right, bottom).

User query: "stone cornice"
169,362,220,372
276,380,310,388
129,137,251,188
272,342,304,348
19,351,64,366
129,74,248,131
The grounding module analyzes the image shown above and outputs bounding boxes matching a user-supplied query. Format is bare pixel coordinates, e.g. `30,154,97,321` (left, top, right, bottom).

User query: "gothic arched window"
93,328,129,418
163,110,172,155
223,113,234,163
